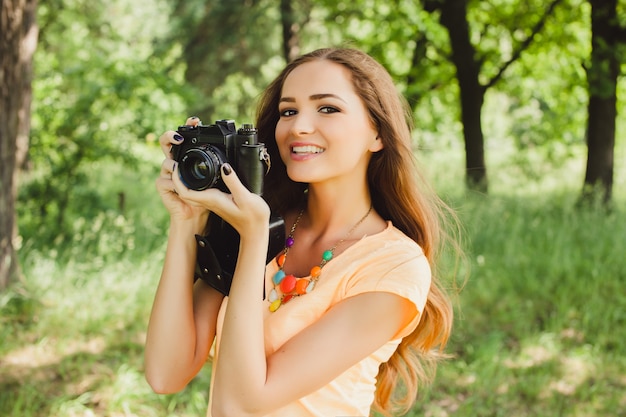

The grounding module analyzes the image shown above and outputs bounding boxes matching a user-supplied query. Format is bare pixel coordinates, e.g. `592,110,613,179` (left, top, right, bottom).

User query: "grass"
410,193,626,417
2,143,625,416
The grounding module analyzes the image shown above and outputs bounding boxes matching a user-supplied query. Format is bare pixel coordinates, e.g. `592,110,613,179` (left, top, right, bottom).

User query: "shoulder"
352,222,428,271
340,222,431,309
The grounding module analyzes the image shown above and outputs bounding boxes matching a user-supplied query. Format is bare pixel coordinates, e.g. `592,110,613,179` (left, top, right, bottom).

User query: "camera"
172,119,268,193
172,119,284,296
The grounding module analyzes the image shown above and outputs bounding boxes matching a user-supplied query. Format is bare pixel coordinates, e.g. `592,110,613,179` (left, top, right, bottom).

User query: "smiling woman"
145,47,460,417
274,60,382,187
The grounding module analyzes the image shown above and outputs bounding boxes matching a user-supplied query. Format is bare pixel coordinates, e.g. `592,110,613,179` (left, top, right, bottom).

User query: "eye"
279,108,298,117
319,106,340,114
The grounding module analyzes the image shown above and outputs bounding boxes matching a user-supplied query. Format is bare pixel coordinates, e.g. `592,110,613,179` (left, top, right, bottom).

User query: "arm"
213,287,415,417
144,124,225,393
144,217,224,393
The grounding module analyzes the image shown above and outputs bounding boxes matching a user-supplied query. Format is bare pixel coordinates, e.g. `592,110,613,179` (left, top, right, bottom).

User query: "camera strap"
194,233,233,296
193,214,286,298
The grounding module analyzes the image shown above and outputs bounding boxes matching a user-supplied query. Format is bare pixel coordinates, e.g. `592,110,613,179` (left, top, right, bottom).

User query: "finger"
219,163,249,198
170,162,185,194
158,130,184,157
159,159,176,178
172,164,236,214
172,162,215,202
155,174,177,196
185,116,201,126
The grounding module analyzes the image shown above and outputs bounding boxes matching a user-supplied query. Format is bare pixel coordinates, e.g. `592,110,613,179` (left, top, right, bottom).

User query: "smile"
291,145,325,154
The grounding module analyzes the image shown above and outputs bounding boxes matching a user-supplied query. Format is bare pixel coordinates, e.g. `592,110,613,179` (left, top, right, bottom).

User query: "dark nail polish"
222,163,232,175
173,134,184,142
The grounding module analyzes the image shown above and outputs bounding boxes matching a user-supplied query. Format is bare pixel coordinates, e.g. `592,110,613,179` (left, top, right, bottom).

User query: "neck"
304,184,373,234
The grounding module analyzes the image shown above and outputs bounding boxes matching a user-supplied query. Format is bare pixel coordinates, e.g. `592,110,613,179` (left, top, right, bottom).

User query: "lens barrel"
178,146,227,190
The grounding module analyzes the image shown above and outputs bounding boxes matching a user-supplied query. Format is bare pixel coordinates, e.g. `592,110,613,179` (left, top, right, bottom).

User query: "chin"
286,168,319,184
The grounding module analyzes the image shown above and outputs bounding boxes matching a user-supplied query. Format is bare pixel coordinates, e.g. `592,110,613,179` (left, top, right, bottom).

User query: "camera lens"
179,146,226,190
191,159,209,180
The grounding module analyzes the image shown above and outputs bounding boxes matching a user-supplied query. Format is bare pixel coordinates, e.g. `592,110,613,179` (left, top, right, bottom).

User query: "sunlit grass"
408,192,626,417
407,143,626,417
3,142,625,416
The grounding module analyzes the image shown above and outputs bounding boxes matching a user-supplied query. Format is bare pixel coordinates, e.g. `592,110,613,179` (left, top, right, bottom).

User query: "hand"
155,117,209,223
172,163,271,240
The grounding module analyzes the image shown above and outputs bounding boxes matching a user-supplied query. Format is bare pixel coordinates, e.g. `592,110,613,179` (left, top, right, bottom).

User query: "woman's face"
275,60,382,186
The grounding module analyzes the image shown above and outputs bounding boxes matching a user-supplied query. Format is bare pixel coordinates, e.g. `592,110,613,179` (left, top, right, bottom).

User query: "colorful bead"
269,206,372,312
277,253,286,267
280,274,297,293
273,270,286,285
295,279,309,295
269,299,281,312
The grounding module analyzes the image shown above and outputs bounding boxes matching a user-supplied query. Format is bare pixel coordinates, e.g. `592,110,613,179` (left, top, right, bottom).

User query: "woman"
146,47,456,417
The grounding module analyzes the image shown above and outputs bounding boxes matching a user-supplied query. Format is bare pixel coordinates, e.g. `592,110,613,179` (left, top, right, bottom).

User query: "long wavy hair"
256,47,457,415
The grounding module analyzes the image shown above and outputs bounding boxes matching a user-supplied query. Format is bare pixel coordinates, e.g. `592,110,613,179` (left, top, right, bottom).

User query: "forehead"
281,60,357,97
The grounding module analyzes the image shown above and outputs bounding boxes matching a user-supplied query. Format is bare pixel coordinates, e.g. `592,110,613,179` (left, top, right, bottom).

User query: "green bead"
322,250,333,261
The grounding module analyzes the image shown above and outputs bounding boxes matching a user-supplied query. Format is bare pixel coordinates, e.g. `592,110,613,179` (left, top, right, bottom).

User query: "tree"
173,0,328,119
0,0,38,289
280,0,310,62
422,0,564,192
582,0,625,205
174,0,285,119
18,0,188,247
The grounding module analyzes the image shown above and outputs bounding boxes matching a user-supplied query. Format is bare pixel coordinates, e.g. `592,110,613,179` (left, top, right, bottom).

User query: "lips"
291,145,324,154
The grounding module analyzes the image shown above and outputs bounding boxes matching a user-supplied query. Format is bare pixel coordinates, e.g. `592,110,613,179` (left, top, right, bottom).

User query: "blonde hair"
256,47,458,415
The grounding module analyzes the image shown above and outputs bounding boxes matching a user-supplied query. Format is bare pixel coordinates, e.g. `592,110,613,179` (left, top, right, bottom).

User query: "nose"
290,111,315,136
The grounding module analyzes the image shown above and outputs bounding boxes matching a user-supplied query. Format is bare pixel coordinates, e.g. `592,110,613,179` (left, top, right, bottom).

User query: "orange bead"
283,294,294,304
310,266,322,278
277,253,286,267
295,279,309,295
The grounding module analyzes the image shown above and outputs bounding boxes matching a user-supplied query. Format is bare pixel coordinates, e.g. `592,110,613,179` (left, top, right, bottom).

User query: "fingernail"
173,134,184,142
190,116,199,121
222,163,232,175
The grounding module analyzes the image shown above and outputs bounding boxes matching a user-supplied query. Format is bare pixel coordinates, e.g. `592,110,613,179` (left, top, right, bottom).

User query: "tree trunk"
582,0,619,205
436,0,488,192
280,0,300,62
0,0,37,289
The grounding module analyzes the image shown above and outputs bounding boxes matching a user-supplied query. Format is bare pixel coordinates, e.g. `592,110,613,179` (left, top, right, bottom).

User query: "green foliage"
315,0,461,141
20,0,189,245
494,0,590,167
21,0,624,231
169,0,287,120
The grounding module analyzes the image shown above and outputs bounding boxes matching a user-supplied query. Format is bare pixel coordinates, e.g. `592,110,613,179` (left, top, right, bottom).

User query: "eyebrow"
279,93,348,104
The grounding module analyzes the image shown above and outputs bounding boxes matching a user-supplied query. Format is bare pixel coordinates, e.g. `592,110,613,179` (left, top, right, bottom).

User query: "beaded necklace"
268,205,373,312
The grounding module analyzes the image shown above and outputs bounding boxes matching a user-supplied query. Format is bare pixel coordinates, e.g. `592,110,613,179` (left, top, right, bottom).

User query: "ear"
369,135,384,153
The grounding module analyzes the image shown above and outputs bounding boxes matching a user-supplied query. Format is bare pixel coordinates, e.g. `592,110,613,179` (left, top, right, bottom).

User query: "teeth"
292,145,324,154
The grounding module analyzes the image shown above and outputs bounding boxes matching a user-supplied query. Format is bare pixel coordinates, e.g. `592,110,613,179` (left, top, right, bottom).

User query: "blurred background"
1,0,625,416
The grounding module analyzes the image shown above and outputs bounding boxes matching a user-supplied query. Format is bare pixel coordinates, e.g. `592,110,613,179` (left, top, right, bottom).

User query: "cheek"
275,122,288,144
274,122,290,158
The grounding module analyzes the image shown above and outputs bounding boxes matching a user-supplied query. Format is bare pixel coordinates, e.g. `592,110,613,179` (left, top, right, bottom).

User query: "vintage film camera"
172,119,285,295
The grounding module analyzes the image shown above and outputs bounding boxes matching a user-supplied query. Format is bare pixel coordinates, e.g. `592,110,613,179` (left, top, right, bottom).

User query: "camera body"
172,119,284,296
172,119,268,193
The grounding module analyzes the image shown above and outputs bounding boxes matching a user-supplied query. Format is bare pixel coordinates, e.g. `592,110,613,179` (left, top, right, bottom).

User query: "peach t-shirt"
208,222,431,417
